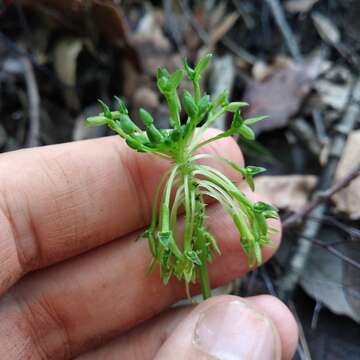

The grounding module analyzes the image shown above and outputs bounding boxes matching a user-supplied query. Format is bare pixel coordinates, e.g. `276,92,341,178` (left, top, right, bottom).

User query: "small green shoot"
86,54,278,300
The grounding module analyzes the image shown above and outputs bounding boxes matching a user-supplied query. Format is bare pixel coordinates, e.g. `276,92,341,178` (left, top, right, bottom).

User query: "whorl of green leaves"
86,53,278,300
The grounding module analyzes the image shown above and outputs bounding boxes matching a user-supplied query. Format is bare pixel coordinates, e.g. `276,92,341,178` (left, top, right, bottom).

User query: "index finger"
0,130,244,295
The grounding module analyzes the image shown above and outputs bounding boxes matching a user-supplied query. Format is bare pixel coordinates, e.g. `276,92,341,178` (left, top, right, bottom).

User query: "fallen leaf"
333,130,360,220
300,228,360,323
251,175,317,211
53,37,83,111
243,59,321,134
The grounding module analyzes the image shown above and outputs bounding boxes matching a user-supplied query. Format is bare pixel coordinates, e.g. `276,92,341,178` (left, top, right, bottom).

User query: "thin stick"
264,0,302,61
21,56,40,147
283,163,360,229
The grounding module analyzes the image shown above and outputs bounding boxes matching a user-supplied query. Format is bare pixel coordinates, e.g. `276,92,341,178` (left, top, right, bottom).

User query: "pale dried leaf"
53,37,83,110
54,37,83,87
333,130,360,219
252,175,317,211
285,0,319,13
243,59,321,134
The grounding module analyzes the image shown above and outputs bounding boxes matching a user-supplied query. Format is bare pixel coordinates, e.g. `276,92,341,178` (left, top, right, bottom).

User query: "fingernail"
193,301,279,360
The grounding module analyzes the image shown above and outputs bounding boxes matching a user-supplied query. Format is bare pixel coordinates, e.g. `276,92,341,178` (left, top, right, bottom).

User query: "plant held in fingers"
86,54,278,300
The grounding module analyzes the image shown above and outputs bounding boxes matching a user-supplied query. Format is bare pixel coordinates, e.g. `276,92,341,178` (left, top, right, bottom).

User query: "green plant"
86,54,278,300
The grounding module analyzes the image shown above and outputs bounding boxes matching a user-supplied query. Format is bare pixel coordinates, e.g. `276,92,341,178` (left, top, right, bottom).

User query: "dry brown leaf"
333,130,360,219
252,175,317,211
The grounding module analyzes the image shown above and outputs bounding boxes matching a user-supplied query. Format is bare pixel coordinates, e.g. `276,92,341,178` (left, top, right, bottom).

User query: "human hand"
0,131,298,359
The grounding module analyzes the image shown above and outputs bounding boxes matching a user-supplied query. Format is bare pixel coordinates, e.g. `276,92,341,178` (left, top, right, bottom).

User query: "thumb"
154,295,281,360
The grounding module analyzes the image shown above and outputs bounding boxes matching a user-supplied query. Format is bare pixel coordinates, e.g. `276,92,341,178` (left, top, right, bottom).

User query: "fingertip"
155,295,282,360
246,295,299,360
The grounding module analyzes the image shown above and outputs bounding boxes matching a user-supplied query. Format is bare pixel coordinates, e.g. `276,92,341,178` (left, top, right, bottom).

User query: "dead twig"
264,0,302,61
177,0,256,65
283,163,360,228
296,232,360,270
21,56,40,147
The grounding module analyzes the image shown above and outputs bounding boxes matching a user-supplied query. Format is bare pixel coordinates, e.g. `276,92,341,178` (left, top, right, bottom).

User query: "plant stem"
199,262,211,300
198,230,211,300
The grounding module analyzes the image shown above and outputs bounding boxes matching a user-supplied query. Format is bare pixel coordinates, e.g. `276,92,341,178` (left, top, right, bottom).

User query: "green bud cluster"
86,53,278,300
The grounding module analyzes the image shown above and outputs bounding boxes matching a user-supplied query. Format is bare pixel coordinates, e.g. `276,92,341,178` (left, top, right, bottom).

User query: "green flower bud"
239,124,255,140
183,90,198,117
168,69,185,89
139,108,154,126
126,137,143,152
198,94,211,115
146,124,164,144
85,116,107,127
117,114,138,135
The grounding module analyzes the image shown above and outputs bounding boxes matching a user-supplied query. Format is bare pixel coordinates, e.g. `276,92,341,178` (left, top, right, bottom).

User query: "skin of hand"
0,129,298,359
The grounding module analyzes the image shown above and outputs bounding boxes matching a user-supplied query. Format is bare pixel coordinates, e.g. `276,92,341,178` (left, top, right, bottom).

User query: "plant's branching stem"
190,109,226,149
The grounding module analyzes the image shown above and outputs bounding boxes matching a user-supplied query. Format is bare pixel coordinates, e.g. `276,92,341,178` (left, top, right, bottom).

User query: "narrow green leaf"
114,96,128,114
158,231,173,248
224,102,249,112
245,166,267,176
194,53,212,77
98,100,112,119
183,90,198,117
185,250,202,266
183,59,195,79
244,115,269,125
168,69,185,89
